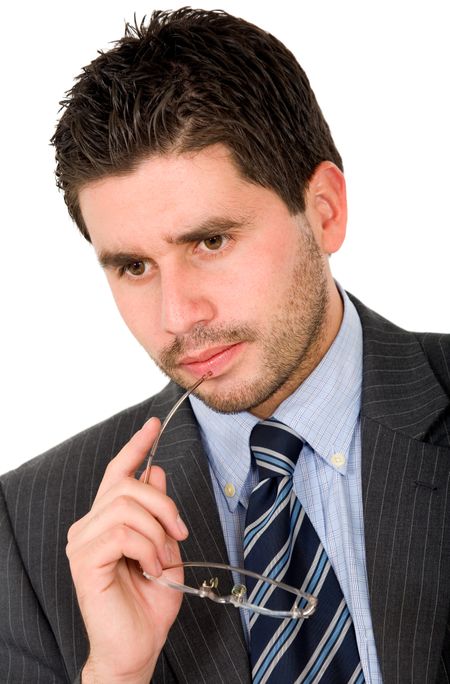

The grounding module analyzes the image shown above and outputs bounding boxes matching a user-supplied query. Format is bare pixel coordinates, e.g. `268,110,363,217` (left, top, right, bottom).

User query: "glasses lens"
182,563,309,617
246,576,306,617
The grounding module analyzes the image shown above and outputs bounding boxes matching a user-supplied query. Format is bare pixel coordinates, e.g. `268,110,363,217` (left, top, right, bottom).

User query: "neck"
250,283,344,419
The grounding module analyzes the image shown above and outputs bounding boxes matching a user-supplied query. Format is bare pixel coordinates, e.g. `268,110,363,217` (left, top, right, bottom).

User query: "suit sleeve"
0,481,71,683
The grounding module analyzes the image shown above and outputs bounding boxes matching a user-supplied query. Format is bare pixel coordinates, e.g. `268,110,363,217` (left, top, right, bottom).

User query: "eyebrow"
97,216,252,270
97,250,149,270
168,217,250,244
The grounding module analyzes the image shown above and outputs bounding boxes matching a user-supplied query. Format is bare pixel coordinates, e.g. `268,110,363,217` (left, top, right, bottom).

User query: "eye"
119,260,149,278
199,235,229,252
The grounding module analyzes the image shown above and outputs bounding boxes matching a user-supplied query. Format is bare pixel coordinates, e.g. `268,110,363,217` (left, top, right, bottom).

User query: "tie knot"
249,418,303,480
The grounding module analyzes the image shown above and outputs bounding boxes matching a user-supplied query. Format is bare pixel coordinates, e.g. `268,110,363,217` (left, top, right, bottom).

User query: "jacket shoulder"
414,331,450,397
349,292,450,444
349,292,450,393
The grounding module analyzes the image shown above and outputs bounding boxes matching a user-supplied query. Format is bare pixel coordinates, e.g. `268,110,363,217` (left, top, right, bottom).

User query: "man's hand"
66,418,188,683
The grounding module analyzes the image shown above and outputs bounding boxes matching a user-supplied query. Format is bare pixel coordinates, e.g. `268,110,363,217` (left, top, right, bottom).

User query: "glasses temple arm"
142,373,211,485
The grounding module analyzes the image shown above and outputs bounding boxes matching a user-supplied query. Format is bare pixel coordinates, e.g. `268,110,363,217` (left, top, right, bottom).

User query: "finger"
139,464,166,494
143,467,189,540
68,523,165,582
162,534,182,567
71,477,189,543
96,417,161,501
67,495,175,568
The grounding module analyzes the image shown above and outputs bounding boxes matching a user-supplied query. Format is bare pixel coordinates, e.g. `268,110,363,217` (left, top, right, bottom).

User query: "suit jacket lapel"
351,295,450,683
150,384,250,683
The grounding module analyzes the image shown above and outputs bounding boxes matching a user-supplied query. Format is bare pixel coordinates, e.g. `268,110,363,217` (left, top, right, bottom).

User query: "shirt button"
331,452,346,468
224,482,236,497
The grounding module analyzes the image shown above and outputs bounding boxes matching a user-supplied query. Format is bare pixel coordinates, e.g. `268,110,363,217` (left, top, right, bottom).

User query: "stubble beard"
155,220,330,414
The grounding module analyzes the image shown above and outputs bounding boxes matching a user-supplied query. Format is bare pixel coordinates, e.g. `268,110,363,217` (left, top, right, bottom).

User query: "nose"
159,264,215,336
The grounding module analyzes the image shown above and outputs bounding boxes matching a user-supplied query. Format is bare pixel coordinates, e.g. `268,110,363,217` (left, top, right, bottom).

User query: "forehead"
78,144,291,250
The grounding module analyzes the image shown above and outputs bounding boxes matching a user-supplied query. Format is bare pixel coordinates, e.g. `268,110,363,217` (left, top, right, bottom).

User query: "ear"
304,162,347,255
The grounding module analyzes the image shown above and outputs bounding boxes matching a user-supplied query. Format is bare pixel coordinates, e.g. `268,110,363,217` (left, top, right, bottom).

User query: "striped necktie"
244,418,365,684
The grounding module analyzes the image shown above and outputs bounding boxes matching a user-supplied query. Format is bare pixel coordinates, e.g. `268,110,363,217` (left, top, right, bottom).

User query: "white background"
2,1,449,474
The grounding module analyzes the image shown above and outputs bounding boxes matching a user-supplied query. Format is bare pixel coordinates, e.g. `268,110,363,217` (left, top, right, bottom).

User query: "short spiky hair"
52,7,343,241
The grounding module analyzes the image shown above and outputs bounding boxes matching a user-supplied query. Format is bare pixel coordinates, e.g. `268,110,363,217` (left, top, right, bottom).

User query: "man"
0,8,448,683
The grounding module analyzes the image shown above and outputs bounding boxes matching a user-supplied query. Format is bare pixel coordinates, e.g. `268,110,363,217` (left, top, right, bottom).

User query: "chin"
193,377,280,415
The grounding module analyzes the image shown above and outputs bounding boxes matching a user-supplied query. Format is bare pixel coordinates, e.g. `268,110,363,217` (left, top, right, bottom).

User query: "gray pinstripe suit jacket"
1,296,449,683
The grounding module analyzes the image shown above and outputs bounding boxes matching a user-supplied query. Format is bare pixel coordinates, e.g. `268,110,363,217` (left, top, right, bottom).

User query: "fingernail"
154,558,163,576
177,514,189,537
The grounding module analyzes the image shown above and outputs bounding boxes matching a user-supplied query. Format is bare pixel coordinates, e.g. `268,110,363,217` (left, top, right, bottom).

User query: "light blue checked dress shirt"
190,287,383,683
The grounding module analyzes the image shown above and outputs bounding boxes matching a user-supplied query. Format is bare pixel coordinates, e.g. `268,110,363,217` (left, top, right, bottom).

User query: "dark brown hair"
51,8,343,241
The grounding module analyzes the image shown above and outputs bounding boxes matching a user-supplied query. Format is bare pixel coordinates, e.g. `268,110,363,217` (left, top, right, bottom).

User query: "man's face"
79,145,337,417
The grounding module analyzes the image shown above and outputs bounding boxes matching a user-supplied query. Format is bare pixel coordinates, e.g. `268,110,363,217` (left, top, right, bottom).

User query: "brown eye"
126,261,146,276
203,235,224,250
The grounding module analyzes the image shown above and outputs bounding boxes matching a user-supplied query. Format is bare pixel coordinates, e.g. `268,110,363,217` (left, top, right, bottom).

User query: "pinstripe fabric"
0,294,449,683
0,384,250,684
352,296,450,684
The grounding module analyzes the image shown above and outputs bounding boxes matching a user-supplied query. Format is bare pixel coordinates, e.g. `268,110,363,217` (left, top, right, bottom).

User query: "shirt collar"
190,284,362,511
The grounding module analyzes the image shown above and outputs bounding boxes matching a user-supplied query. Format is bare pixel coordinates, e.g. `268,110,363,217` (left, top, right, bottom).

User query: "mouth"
178,342,244,378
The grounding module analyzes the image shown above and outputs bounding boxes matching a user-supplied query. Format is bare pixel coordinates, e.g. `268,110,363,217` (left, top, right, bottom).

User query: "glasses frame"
141,374,318,620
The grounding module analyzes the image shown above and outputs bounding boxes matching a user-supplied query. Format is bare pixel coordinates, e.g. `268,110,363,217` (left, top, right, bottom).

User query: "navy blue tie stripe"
248,501,304,611
244,418,364,683
244,479,292,550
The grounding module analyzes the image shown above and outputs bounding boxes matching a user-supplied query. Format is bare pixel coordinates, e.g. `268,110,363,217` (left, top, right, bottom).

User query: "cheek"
247,248,297,306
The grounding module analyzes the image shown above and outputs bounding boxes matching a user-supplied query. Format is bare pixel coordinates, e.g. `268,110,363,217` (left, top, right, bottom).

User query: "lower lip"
180,343,244,378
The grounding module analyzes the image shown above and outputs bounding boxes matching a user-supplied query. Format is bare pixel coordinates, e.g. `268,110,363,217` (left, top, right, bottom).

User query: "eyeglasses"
141,375,318,620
